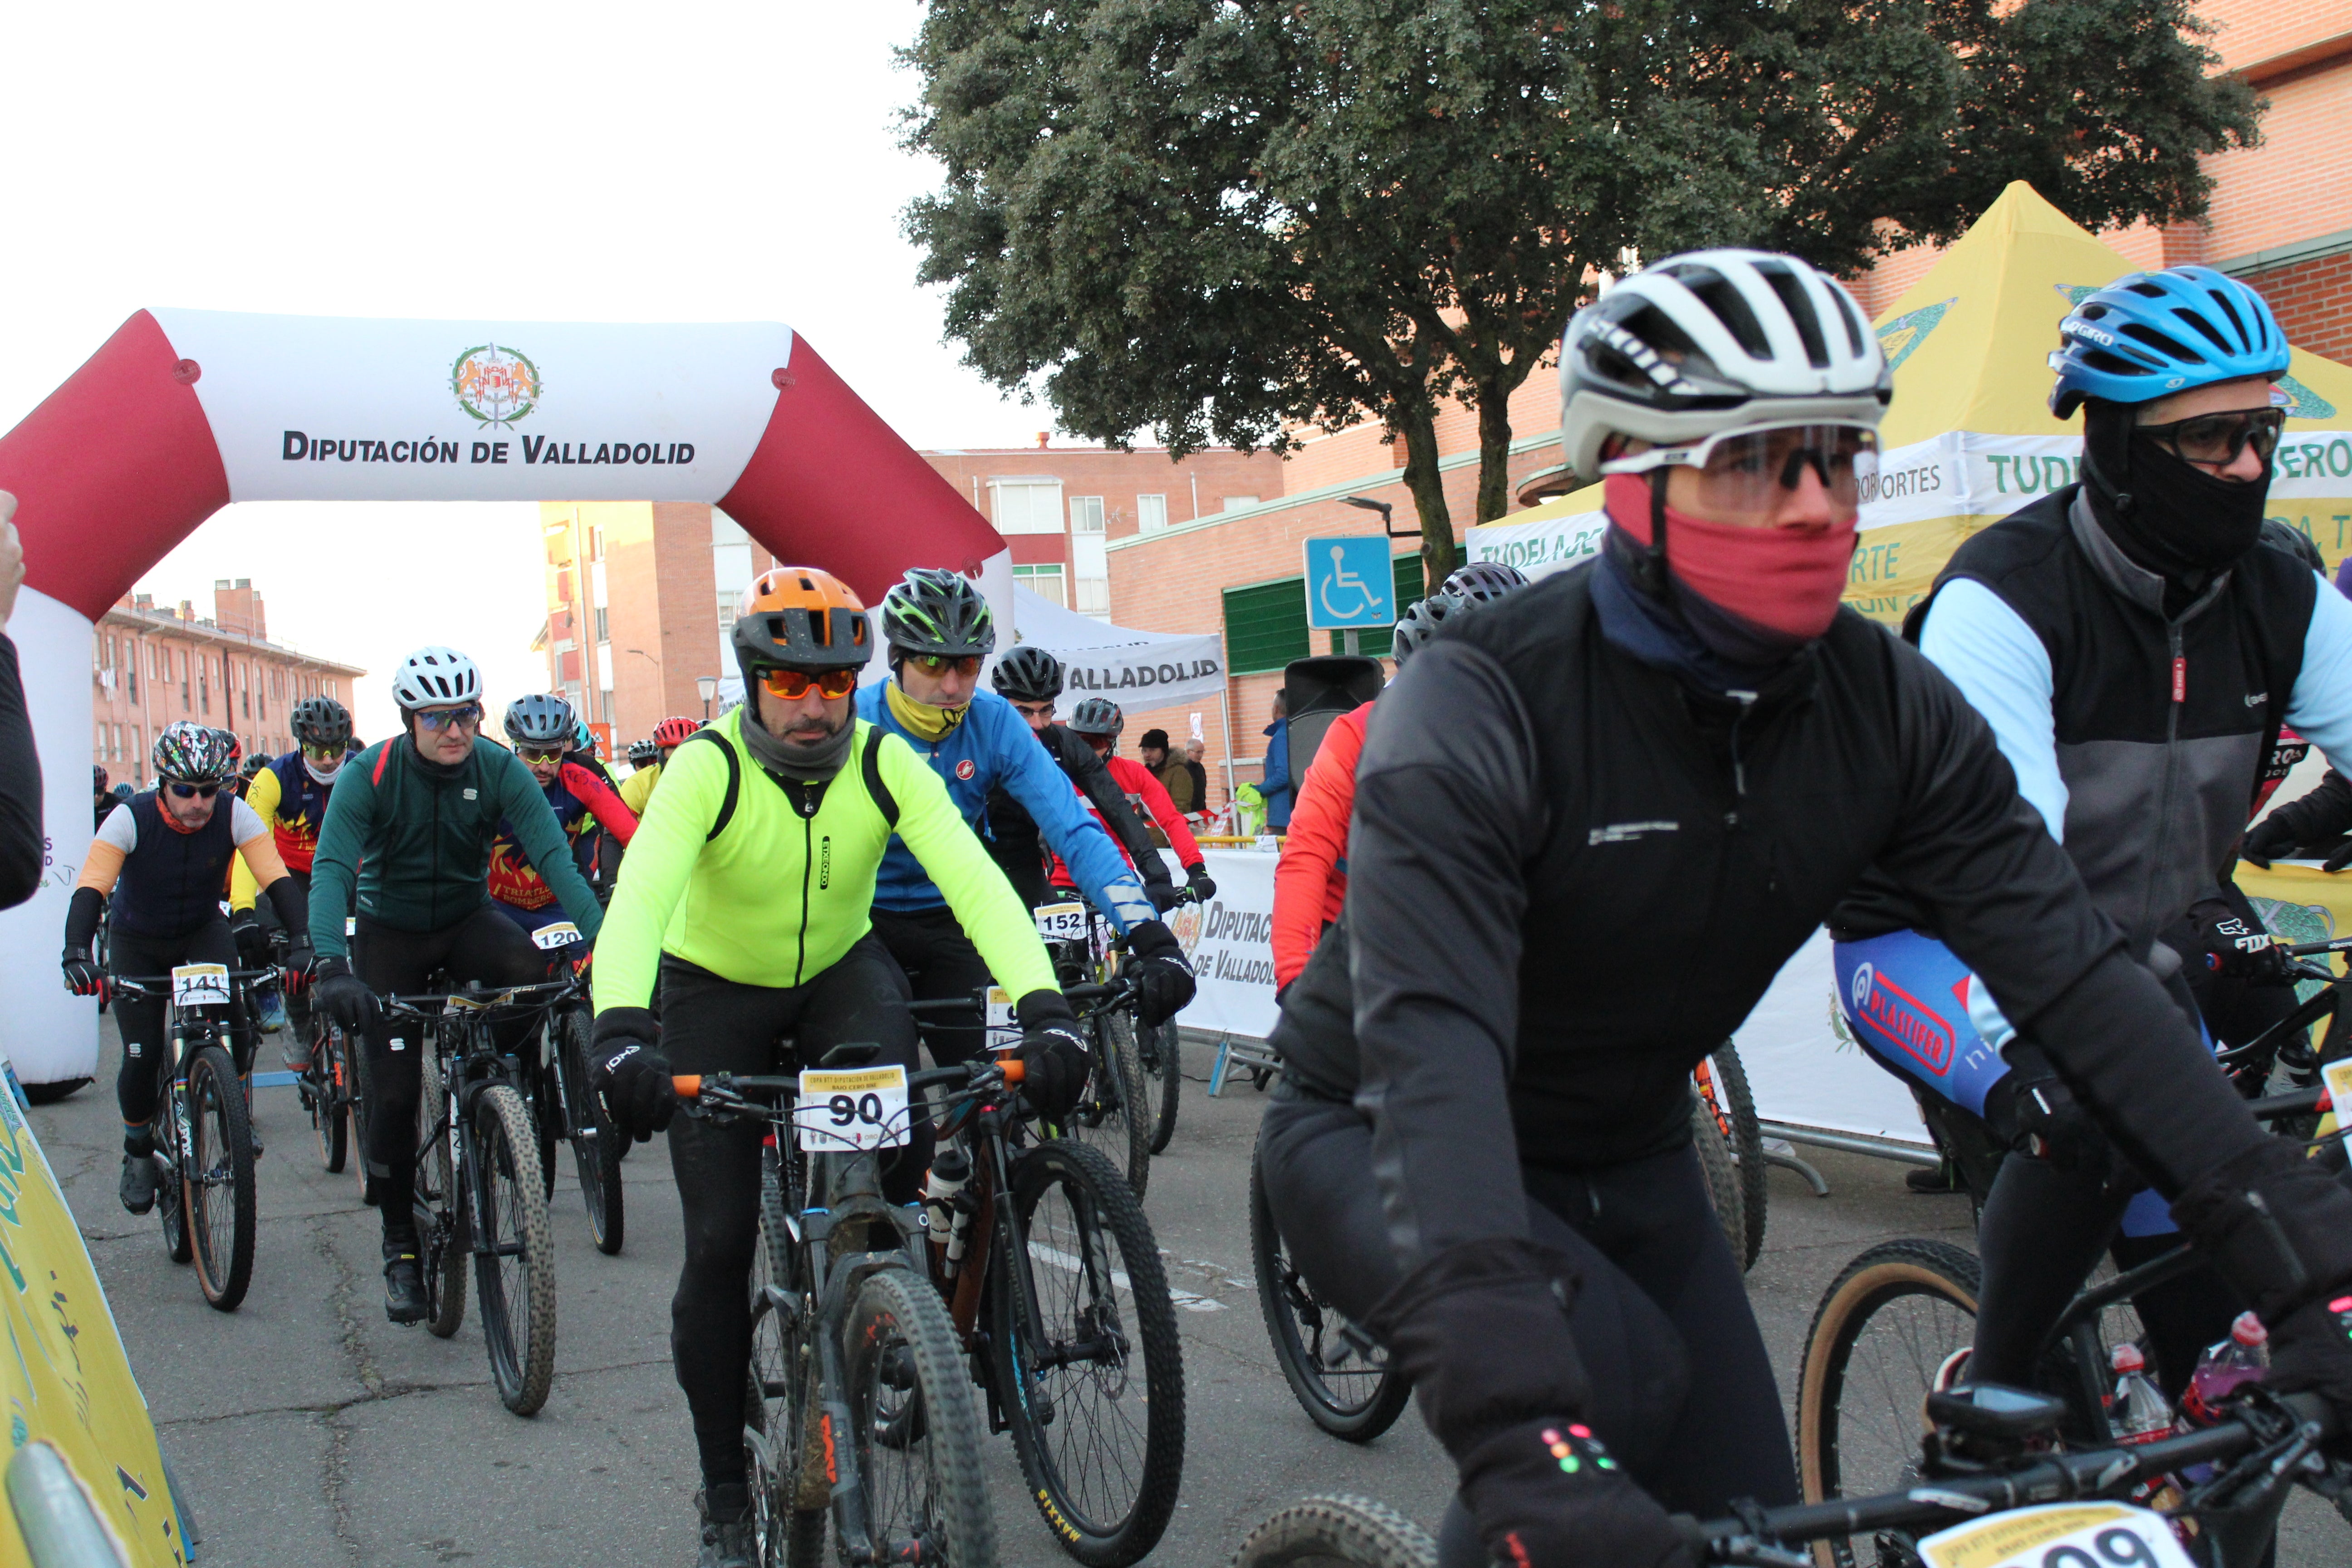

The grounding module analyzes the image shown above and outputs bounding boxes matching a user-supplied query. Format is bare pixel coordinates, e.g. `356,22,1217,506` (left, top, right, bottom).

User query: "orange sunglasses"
760,667,860,701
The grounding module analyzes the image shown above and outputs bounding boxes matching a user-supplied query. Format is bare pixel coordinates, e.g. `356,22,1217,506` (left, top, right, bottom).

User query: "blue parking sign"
1303,536,1397,630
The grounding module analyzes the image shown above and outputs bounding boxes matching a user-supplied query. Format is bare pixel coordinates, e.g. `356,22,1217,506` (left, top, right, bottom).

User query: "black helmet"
991,645,1064,703
1392,592,1469,668
93,764,108,791
1067,697,1123,739
880,567,996,659
291,695,353,749
242,754,269,780
2262,519,2326,576
1442,561,1529,604
627,737,659,767
504,692,577,746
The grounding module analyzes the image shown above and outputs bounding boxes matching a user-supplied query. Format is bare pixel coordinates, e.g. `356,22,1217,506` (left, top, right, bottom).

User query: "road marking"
1027,1240,1227,1312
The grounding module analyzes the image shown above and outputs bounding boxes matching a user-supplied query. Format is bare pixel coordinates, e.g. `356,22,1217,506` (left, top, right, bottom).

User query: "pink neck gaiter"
1603,474,1858,643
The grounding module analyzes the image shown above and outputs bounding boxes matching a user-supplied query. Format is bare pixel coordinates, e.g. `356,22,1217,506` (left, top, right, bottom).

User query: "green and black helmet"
880,568,996,660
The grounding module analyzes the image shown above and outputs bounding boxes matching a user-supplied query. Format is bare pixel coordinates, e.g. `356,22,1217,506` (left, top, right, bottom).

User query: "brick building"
93,579,366,789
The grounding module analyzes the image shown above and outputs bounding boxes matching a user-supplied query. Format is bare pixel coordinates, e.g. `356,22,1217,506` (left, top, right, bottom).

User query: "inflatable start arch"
0,309,1009,1084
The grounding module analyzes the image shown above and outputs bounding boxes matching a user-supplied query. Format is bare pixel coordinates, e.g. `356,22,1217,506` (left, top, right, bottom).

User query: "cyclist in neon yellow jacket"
585,566,1083,1565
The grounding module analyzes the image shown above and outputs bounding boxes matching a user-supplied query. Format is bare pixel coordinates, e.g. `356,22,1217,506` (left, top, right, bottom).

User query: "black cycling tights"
111,921,240,1150
1257,1090,1794,1568
661,937,930,1491
867,905,993,1068
354,906,545,1249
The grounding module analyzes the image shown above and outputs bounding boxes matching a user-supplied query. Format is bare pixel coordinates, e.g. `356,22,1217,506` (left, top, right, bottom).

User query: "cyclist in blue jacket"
856,568,1196,1065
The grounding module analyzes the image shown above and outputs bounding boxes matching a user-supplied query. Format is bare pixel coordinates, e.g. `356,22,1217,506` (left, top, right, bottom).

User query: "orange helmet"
733,567,872,677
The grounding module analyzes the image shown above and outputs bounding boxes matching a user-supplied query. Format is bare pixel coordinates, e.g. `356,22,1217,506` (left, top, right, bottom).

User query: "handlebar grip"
671,1074,702,1097
1001,1058,1026,1084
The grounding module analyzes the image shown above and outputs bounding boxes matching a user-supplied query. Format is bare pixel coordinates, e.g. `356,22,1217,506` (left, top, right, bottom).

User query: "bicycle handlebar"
109,969,284,996
670,1055,1025,1104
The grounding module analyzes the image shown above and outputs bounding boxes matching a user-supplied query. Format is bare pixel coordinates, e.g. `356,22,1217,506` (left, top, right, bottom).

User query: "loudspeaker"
1281,655,1386,785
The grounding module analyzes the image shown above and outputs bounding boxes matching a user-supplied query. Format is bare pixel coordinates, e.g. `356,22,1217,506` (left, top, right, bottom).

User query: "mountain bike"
1235,1387,2352,1568
1034,899,1156,1198
284,930,365,1185
113,965,271,1311
381,977,566,1416
511,920,624,1254
1137,1013,1181,1156
676,1052,997,1568
1695,1043,1765,1269
921,1006,1186,1566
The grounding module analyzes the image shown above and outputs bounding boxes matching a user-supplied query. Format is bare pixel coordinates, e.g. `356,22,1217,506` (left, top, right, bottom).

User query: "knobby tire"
1232,1495,1439,1568
471,1083,557,1416
1248,1135,1409,1442
185,1045,256,1312
842,1269,997,1568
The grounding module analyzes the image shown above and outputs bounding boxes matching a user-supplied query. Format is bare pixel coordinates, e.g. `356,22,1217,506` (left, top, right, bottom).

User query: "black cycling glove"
60,946,103,997
313,957,381,1034
1459,1418,1694,1568
2190,897,2285,982
1982,1044,2109,1174
1185,863,1216,902
1124,919,1196,1028
1013,990,1090,1120
589,1008,676,1142
1145,881,1184,914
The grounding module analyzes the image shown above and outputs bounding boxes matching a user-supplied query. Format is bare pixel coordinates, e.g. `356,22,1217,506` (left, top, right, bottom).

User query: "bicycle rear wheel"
1137,1020,1180,1155
1061,1009,1152,1200
1249,1137,1409,1442
841,1268,997,1568
470,1083,557,1415
153,1103,191,1265
185,1045,257,1311
309,1023,347,1174
1705,1044,1767,1269
418,1053,467,1339
346,1028,377,1206
1233,1495,1438,1568
1796,1239,1981,1568
1690,1090,1747,1267
556,1006,624,1255
992,1138,1183,1566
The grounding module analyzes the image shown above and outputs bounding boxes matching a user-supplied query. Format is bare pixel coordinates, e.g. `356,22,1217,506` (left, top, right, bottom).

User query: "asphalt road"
33,1016,2340,1566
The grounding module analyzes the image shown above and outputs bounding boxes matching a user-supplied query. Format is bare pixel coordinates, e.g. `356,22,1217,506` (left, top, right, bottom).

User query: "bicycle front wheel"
1060,1009,1152,1200
469,1083,558,1416
992,1138,1183,1566
185,1045,257,1311
746,1138,823,1568
1796,1239,1981,1568
1138,1019,1180,1155
557,1006,624,1255
1249,1137,1409,1442
1705,1043,1767,1269
1232,1495,1438,1568
841,1268,997,1568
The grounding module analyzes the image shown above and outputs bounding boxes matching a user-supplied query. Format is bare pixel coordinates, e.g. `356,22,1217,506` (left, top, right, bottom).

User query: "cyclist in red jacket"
1054,699,1215,903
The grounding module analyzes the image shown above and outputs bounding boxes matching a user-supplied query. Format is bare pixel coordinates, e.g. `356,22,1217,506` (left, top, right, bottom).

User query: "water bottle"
2178,1311,2269,1429
2108,1343,2171,1442
924,1147,975,1278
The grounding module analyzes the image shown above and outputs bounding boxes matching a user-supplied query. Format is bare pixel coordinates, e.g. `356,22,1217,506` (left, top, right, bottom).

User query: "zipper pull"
2172,655,2186,706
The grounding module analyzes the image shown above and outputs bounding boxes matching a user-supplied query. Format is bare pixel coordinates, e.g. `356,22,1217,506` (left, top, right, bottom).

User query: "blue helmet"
2048,266,2288,419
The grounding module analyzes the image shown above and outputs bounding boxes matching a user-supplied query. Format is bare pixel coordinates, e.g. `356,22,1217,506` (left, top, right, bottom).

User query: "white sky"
0,2,1065,742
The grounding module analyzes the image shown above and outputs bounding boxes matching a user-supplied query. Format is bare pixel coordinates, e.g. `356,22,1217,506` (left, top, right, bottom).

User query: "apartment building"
93,579,366,788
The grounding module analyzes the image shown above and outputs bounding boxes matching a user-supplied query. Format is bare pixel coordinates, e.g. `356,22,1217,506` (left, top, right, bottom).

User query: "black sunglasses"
2137,407,2286,469
167,782,221,800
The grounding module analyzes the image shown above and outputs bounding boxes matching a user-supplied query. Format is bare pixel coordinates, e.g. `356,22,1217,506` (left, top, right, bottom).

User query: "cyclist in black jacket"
1299,250,2352,1568
0,497,39,912
984,645,1177,912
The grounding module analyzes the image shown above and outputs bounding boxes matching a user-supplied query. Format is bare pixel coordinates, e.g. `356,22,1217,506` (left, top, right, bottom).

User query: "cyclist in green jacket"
308,645,606,1324
588,567,1084,1568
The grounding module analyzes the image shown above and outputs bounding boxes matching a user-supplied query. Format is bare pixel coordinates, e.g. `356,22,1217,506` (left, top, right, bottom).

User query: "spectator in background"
0,493,44,911
2336,551,2352,600
93,766,113,831
1259,691,1293,831
1182,738,1210,821
1138,729,1197,822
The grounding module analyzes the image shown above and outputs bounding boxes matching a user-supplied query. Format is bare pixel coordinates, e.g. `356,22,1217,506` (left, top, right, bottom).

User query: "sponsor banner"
148,309,795,503
1007,585,1228,717
1163,847,1281,1040
1465,508,1606,581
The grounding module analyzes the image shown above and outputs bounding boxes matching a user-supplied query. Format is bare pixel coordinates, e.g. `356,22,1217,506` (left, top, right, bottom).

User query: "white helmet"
391,646,482,710
1557,249,1891,483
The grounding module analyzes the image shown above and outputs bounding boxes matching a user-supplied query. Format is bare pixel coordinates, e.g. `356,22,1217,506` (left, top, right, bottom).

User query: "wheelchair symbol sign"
1303,536,1397,630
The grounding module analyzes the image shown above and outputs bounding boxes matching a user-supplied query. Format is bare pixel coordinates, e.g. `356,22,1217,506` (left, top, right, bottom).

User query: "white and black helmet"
390,646,483,710
1557,250,1891,483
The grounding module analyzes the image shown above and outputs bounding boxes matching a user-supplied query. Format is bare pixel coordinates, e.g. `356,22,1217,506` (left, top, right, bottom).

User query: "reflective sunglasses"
1601,423,1880,512
300,741,344,762
2136,407,2285,470
414,703,484,731
167,782,221,800
908,653,982,677
760,667,860,701
517,743,567,763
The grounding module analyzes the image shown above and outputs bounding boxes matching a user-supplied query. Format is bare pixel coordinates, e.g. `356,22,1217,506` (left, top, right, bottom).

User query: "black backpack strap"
678,728,740,843
860,726,899,831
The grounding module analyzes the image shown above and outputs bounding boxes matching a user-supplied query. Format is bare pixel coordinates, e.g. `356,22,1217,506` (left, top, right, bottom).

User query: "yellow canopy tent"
1466,180,2352,619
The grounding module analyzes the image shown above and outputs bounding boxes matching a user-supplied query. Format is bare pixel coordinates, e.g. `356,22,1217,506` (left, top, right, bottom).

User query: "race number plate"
794,1065,912,1153
985,986,1014,1033
1034,902,1088,942
530,921,582,951
2322,1055,2352,1117
172,964,232,1009
1917,1502,2192,1568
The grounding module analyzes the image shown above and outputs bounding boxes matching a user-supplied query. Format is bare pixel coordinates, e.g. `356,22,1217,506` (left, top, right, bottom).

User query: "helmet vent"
1757,265,1829,368
2118,321,2204,365
1674,268,1771,358
2171,306,2236,358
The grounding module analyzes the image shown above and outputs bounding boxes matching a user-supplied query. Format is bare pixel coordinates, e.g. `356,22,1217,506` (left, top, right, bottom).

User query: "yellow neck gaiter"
886,680,967,742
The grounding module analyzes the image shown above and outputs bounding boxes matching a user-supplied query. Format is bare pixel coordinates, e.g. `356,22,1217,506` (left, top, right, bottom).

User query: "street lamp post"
696,674,718,721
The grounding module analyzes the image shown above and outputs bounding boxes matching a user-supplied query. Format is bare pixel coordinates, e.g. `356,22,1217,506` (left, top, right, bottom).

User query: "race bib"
172,964,231,1010
985,986,1014,1034
1918,1503,2192,1568
2322,1056,2352,1116
531,921,582,951
794,1065,911,1153
346,916,357,937
1034,902,1088,943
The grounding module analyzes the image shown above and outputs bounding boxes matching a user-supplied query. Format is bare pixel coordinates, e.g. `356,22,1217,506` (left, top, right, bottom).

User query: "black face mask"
2081,400,2272,587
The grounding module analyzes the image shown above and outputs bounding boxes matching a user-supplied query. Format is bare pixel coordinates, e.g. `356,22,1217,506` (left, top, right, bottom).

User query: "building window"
1137,495,1168,533
595,606,609,642
1222,495,1260,512
989,480,1066,536
1013,564,1067,605
1069,496,1105,534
